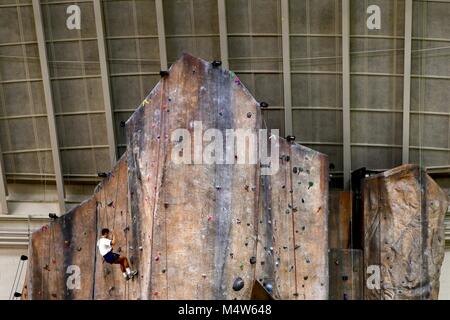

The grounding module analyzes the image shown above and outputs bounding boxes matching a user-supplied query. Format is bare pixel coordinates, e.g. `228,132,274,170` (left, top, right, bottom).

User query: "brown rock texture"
363,164,449,300
27,156,130,299
257,138,329,299
23,54,329,300
329,249,363,300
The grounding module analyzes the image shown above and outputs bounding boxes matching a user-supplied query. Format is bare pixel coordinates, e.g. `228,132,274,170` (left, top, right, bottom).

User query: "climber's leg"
116,256,138,280
117,256,128,273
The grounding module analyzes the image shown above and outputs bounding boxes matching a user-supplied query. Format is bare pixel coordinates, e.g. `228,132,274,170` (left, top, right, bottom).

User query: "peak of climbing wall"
125,53,263,300
22,54,329,300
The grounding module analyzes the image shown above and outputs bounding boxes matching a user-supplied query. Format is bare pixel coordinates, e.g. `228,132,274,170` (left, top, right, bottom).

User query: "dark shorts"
104,251,120,264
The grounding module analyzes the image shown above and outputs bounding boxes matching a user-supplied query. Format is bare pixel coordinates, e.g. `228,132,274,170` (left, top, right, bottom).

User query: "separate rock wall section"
257,138,329,300
363,164,449,300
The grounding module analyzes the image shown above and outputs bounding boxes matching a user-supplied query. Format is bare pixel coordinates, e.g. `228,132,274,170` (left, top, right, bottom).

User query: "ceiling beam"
93,0,117,167
281,0,293,136
342,0,352,190
0,143,8,214
32,0,66,214
402,0,413,164
0,67,9,214
155,0,168,70
217,0,229,69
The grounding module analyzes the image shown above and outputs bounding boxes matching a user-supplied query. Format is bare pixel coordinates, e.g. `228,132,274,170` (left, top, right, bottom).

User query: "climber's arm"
111,231,116,246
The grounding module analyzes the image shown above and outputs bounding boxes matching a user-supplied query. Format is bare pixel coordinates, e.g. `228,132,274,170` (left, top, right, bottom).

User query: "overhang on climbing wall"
363,164,449,300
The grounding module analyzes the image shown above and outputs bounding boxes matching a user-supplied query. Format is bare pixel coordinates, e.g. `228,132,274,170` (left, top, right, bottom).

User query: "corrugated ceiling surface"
350,0,405,170
164,0,220,64
41,0,110,178
0,0,54,180
411,0,450,167
290,0,343,172
0,0,448,184
227,0,285,137
103,0,161,157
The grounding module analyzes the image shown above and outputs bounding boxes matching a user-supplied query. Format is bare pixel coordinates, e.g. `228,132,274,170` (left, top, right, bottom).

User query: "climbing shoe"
128,270,138,280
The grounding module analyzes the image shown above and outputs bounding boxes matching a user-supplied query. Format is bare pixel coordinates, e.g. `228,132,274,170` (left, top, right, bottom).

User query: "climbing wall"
363,164,449,300
23,54,330,300
126,54,261,299
26,156,129,300
92,156,130,299
329,249,363,300
257,138,329,300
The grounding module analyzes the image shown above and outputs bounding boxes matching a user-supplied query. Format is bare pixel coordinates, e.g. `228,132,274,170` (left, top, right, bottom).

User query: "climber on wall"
97,228,138,281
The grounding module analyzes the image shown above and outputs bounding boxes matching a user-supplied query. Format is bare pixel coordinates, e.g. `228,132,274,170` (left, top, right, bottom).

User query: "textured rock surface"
363,164,448,300
329,249,363,300
257,138,329,299
125,53,261,300
27,156,129,299
329,191,352,249
23,54,329,300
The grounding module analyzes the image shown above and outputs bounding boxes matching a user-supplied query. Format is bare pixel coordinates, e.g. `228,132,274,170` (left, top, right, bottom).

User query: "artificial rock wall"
23,54,329,300
363,164,448,300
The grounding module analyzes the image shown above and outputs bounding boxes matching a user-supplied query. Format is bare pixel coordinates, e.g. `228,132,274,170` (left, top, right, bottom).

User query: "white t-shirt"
97,238,112,256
